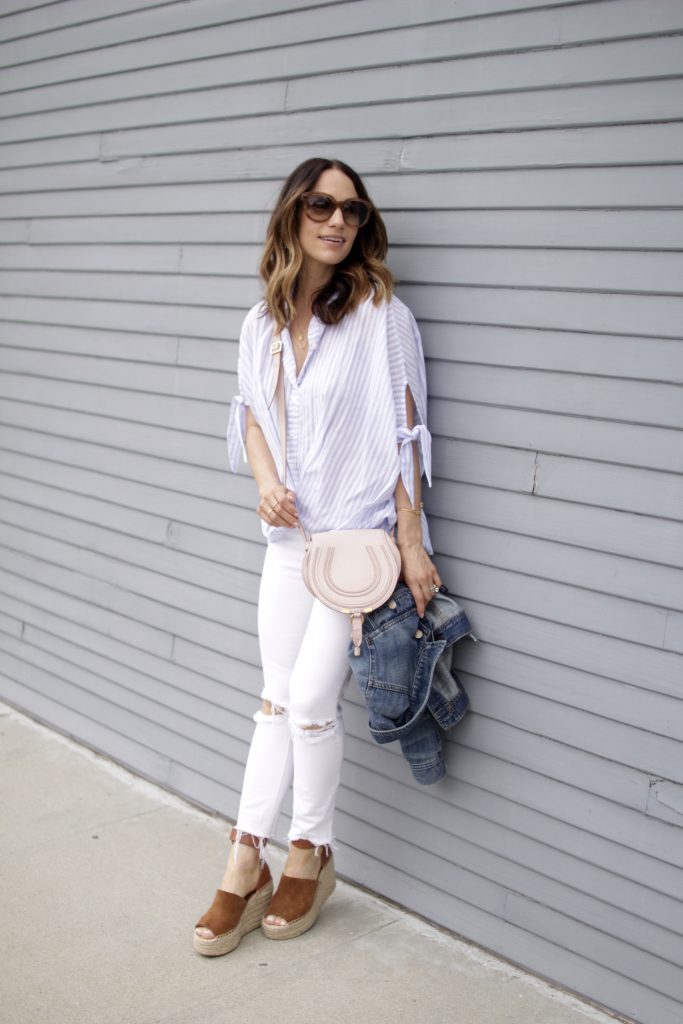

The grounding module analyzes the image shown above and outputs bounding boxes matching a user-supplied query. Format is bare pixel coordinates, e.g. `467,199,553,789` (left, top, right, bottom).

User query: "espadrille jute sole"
261,859,336,940
193,878,273,957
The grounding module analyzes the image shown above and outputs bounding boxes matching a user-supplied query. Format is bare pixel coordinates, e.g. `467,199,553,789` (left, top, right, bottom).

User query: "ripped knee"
253,698,289,724
290,717,338,742
261,699,286,716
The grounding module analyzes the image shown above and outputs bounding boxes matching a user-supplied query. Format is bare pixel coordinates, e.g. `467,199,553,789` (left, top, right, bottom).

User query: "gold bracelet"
396,502,424,516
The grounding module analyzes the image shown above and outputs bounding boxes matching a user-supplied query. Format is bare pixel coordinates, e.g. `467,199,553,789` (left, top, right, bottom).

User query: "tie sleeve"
226,395,248,472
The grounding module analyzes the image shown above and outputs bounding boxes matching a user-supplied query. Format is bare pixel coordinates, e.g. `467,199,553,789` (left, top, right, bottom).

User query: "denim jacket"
347,584,478,785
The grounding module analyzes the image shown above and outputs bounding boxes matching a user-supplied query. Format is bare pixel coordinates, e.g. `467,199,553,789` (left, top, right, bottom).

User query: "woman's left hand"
399,541,442,619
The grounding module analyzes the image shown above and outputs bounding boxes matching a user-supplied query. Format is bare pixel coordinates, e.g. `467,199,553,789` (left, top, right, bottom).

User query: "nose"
327,204,345,228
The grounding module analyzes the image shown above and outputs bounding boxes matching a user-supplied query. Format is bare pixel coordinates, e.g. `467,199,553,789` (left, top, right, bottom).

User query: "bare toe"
264,915,286,927
195,926,215,939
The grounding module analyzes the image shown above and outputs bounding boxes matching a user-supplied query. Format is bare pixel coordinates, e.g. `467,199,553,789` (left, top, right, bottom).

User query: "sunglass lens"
343,201,369,227
305,195,335,219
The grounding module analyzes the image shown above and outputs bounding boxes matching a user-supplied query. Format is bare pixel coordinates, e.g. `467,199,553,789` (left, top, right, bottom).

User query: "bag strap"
267,336,309,544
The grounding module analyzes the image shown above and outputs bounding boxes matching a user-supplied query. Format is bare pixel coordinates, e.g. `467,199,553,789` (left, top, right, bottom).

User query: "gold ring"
430,584,439,593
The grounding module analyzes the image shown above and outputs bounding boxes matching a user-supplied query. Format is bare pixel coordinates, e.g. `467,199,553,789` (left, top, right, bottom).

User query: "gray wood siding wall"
1,2,682,1021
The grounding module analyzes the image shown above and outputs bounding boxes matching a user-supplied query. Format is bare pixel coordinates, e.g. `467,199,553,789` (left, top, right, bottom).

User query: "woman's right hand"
256,484,299,528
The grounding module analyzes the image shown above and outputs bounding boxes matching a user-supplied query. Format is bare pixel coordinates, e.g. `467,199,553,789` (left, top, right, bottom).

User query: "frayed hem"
287,835,337,857
231,828,268,864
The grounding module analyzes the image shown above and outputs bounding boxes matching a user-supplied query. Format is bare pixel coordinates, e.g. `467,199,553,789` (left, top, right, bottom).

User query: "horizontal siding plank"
455,716,654,816
439,553,678,653
96,82,683,160
430,516,683,609
0,589,261,719
428,363,683,430
0,673,175,790
534,456,683,521
340,755,683,908
0,544,258,662
1,485,679,696
457,598,682,700
429,474,683,568
0,558,174,659
4,164,683,218
2,499,679,667
0,586,254,717
456,634,683,740
2,485,681,733
2,279,683,347
0,79,287,142
4,0,682,91
1,0,429,66
334,777,683,971
471,677,683,779
16,210,683,249
286,36,683,112
0,350,230,403
394,248,683,296
0,642,248,779
4,120,683,192
0,322,182,363
0,0,343,43
0,375,225,436
448,740,683,870
505,891,683,1003
4,348,682,430
8,20,682,118
5,241,680,297
1,430,678,571
428,396,683,472
0,608,22,638
0,472,263,573
336,831,683,1024
0,295,247,339
0,520,258,632
2,624,254,754
0,497,261,602
424,323,683,385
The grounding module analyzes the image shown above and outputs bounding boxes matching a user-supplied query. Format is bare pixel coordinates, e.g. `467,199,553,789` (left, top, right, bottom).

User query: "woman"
193,157,441,955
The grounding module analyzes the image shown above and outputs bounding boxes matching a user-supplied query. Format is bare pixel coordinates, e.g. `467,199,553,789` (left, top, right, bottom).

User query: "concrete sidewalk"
0,700,623,1024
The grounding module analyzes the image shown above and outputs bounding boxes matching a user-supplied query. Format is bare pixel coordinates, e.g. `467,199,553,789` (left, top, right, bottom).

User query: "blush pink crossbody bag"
269,336,401,655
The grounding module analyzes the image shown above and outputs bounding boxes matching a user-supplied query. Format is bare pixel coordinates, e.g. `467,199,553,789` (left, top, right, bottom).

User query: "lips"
320,236,344,245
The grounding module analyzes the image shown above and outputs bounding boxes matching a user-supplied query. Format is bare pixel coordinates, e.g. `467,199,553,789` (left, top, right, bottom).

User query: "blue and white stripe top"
227,292,433,552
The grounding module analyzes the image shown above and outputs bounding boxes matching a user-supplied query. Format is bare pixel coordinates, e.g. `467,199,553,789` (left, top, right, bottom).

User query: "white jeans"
235,530,351,848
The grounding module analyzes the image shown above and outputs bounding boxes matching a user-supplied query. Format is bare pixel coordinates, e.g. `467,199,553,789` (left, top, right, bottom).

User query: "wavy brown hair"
259,157,394,334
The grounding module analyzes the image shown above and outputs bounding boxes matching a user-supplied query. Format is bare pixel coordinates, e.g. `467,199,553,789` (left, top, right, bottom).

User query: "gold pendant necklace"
291,326,308,349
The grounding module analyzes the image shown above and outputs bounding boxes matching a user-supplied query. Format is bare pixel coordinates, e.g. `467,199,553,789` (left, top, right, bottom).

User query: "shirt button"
415,629,423,639
387,600,397,610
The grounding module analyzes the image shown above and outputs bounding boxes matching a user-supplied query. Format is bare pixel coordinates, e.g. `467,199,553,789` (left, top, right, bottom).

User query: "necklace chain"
290,321,309,349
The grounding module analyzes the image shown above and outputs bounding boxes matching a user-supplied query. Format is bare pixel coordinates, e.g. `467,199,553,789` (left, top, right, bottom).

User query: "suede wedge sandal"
261,839,336,941
193,830,273,957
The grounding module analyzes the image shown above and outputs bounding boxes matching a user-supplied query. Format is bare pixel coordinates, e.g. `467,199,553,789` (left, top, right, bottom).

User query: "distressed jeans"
235,530,351,848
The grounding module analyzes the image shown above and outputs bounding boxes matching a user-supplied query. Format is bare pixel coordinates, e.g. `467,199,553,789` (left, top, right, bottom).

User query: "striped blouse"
227,292,433,552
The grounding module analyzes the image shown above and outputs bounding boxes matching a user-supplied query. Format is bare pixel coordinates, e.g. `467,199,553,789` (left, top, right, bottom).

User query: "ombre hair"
259,157,394,334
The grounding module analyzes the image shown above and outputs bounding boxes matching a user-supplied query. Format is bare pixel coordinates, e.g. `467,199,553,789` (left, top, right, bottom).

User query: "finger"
409,583,426,619
279,497,298,519
273,498,298,527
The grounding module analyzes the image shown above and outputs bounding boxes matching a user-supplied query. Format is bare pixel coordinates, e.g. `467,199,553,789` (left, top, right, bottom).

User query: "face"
297,168,360,277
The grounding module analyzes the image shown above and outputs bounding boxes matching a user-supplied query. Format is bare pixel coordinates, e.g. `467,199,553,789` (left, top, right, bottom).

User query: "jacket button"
387,600,397,610
414,629,423,638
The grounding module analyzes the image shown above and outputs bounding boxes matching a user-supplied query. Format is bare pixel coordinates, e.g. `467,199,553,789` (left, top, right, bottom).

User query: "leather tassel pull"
351,613,364,656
